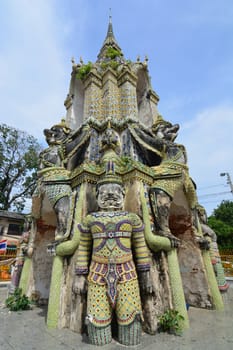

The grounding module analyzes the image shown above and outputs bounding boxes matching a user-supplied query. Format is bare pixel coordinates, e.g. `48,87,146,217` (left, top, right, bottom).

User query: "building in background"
0,210,25,281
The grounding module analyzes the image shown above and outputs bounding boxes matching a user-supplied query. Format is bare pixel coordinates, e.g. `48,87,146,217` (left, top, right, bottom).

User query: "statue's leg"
54,196,70,240
116,279,142,346
149,188,173,237
9,264,23,294
87,323,112,346
86,282,112,345
118,317,141,346
44,183,71,241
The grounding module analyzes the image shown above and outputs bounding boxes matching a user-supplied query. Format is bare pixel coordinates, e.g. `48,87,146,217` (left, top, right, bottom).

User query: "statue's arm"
72,275,87,295
131,215,151,272
73,219,92,295
75,221,92,275
131,214,153,293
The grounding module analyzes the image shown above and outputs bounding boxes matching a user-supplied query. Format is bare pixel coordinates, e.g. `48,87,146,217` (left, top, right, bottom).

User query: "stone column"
102,68,120,120
118,69,138,120
83,70,103,121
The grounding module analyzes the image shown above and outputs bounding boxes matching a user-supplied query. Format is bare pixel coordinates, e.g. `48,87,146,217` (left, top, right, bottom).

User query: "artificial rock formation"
18,17,225,345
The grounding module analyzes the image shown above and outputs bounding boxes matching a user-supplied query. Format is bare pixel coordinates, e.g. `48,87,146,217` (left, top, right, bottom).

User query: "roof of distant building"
0,210,25,221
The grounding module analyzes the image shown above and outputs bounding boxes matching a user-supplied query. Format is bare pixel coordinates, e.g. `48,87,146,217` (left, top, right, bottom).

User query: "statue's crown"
196,203,206,215
53,118,71,134
152,114,172,131
97,161,123,187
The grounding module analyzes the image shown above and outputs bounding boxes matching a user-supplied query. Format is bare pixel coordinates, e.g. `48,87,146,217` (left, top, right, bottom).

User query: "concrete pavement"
1,282,233,350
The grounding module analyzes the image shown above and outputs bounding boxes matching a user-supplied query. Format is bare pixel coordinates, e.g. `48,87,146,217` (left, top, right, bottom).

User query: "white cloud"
178,105,233,214
0,0,88,140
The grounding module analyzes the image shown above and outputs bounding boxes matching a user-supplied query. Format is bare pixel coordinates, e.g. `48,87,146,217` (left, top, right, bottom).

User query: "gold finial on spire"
107,119,111,129
97,10,123,61
109,7,112,23
106,7,113,37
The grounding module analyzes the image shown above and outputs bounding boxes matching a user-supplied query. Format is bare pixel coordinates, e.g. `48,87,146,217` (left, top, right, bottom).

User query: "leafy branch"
158,309,185,335
5,288,31,311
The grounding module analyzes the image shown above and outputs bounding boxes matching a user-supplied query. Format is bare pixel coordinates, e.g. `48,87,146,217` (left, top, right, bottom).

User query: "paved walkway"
1,283,233,350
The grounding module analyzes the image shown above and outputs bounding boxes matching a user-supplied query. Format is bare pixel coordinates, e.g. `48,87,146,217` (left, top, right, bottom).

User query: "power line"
220,172,233,194
198,183,225,190
200,199,232,204
198,191,231,199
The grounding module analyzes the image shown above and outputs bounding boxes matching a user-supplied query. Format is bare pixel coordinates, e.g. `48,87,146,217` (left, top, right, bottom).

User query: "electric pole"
220,172,233,196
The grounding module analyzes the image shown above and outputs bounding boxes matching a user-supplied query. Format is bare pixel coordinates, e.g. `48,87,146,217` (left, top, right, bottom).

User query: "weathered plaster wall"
65,74,85,130
27,230,54,302
170,189,211,308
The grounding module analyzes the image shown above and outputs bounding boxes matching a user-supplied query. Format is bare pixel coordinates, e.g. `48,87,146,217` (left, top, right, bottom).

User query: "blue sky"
0,0,233,215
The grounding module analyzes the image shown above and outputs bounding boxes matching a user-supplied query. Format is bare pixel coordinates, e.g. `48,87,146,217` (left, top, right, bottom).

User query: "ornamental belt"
92,253,133,264
92,231,131,239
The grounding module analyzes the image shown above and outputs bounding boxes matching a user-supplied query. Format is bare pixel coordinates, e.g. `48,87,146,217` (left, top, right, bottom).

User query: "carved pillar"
47,255,63,328
83,70,103,121
150,91,160,124
102,68,121,120
19,257,32,295
118,69,138,119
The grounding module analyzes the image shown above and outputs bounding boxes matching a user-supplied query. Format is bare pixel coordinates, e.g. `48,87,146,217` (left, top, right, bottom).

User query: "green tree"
208,200,233,248
212,200,233,227
0,123,42,212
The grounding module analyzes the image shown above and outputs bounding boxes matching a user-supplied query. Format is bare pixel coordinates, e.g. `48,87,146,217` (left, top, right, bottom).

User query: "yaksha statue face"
97,183,125,210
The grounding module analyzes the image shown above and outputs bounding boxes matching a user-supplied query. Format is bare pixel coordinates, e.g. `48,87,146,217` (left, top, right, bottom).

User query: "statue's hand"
169,236,181,249
27,247,34,258
162,234,181,248
72,275,87,295
138,270,154,294
195,236,210,250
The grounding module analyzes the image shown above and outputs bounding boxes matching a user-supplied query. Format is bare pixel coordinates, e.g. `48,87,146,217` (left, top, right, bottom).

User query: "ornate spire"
97,12,123,61
106,9,114,40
